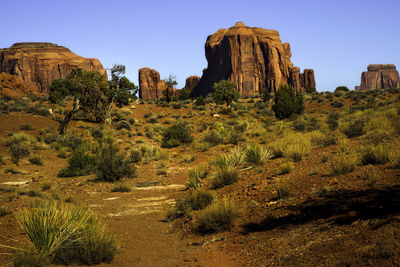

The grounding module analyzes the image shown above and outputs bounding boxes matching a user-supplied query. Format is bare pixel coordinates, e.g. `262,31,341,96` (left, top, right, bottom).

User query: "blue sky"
1,0,399,91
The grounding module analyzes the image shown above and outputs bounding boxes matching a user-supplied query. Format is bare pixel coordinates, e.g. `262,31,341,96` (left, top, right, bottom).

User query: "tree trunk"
59,99,80,135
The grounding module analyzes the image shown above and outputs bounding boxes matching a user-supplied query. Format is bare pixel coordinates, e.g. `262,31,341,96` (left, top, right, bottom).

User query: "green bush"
178,87,191,100
327,111,341,130
178,189,214,212
58,145,96,177
212,80,239,106
96,143,137,182
194,96,206,106
161,122,194,148
331,153,358,175
335,86,349,93
29,154,44,165
9,142,30,165
196,198,240,233
20,123,35,130
272,85,304,120
128,149,142,163
360,143,390,165
115,120,131,131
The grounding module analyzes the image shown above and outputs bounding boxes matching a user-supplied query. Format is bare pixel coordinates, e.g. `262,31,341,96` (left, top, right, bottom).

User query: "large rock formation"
192,22,315,97
359,64,400,91
0,42,107,94
184,75,200,94
138,68,166,100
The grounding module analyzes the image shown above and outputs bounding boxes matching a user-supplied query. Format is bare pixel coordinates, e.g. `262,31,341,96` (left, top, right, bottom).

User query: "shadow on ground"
244,185,400,233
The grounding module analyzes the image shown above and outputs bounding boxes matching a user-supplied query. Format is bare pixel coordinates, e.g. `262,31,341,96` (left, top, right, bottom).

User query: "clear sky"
1,0,399,91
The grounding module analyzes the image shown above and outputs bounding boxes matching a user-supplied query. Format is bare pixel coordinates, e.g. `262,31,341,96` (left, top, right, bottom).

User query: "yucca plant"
244,144,273,166
13,200,117,265
211,147,244,169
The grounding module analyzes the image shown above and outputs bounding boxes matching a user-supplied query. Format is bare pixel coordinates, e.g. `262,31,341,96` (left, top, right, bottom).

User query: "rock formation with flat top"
359,64,400,91
0,42,107,94
192,22,315,97
184,76,200,94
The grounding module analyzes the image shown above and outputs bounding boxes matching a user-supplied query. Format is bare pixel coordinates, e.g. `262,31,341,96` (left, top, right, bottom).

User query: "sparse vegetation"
162,122,194,148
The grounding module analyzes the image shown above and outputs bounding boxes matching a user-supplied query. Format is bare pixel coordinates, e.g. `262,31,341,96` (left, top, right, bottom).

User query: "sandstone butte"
358,64,400,91
0,42,107,94
138,67,180,100
192,22,315,97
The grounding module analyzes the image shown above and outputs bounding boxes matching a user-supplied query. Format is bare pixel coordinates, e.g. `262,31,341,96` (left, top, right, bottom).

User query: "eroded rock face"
359,64,400,91
0,42,107,94
184,76,200,94
192,22,315,97
0,72,28,98
138,68,165,100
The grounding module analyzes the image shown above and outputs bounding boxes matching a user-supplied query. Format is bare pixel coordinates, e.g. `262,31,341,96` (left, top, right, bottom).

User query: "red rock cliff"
0,42,107,93
192,22,315,97
359,64,400,91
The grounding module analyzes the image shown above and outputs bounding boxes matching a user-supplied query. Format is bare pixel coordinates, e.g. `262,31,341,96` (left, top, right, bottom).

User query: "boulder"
184,75,201,94
192,22,315,97
359,64,400,91
0,42,107,94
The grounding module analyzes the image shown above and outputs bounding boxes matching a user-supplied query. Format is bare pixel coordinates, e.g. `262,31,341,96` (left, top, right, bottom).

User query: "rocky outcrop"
0,42,107,94
138,68,166,100
192,22,315,97
359,64,400,91
184,75,200,94
0,72,28,98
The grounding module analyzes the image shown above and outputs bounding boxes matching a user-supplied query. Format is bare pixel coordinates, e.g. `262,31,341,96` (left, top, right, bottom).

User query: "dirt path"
79,183,239,267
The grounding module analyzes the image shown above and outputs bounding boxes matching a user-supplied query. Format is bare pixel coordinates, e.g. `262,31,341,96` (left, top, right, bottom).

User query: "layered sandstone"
359,64,400,91
138,68,166,100
192,22,315,97
0,42,107,93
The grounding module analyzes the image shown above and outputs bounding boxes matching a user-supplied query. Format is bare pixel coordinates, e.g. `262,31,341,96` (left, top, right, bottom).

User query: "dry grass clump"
270,132,311,161
331,152,358,175
279,162,294,174
166,190,215,220
309,130,340,147
196,198,240,233
359,143,391,165
111,183,131,192
12,200,117,265
212,166,239,189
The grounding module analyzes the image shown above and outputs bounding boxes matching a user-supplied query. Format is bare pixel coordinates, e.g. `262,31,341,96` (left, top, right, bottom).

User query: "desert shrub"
161,122,193,148
293,116,320,132
331,153,358,175
128,149,142,163
58,145,96,177
364,129,392,145
309,130,340,147
90,127,104,139
275,183,291,199
180,154,195,163
360,143,390,165
183,190,214,211
143,112,153,119
271,133,311,162
200,130,225,146
111,183,131,192
212,166,239,189
331,101,344,108
29,154,43,165
140,145,167,162
15,200,116,265
341,118,366,138
211,148,244,169
187,175,203,190
0,154,4,165
20,123,35,130
96,143,136,182
243,144,273,166
115,120,131,131
0,206,12,217
188,165,208,180
196,198,240,233
9,142,30,165
8,132,37,146
327,111,341,130
147,116,158,123
279,162,294,174
57,134,83,150
272,85,304,120
335,86,349,93
172,102,181,109
389,144,400,169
